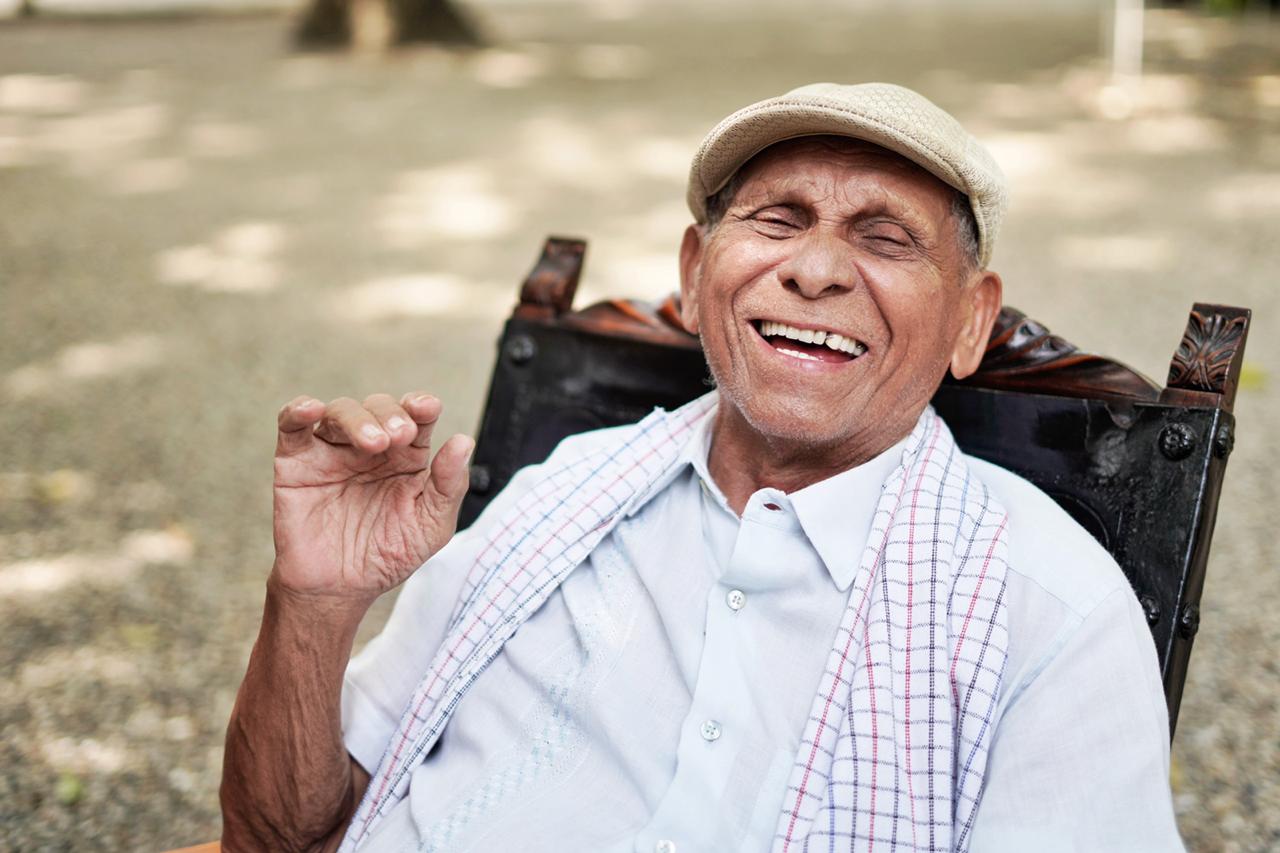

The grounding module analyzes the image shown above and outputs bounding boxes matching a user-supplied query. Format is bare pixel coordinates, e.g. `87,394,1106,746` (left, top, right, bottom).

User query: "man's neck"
705,404,908,515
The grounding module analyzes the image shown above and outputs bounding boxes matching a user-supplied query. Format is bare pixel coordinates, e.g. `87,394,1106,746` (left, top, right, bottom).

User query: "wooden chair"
462,236,1251,738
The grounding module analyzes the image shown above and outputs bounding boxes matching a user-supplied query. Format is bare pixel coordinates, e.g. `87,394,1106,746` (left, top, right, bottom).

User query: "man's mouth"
752,320,867,364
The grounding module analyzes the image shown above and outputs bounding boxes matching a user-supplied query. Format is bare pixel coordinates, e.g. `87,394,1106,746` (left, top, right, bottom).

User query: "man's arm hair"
219,580,373,853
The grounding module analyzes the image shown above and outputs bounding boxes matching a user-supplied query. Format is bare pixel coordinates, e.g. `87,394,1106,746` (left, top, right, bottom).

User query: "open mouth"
752,319,867,364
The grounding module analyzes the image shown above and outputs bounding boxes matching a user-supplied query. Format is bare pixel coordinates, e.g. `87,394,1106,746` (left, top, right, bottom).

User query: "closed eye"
862,221,914,245
853,220,925,258
751,204,804,226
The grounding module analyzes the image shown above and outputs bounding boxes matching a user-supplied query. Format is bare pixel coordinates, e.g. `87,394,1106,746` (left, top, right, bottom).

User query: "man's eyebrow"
729,186,801,209
738,199,806,216
739,183,934,223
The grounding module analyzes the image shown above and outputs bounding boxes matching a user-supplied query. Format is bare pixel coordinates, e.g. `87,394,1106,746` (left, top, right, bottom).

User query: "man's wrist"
262,572,376,650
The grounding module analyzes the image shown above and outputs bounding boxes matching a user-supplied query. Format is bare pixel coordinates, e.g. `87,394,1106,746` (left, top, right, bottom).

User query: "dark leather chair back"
460,237,1250,736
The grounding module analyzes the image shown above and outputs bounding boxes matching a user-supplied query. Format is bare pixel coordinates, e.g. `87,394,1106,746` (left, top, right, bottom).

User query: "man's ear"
948,270,1002,380
678,224,705,334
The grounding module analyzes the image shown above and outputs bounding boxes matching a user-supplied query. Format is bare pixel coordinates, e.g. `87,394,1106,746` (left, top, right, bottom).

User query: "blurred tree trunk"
295,0,482,50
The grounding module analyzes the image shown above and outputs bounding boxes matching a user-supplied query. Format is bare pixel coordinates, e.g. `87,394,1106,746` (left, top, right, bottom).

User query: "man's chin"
722,389,857,450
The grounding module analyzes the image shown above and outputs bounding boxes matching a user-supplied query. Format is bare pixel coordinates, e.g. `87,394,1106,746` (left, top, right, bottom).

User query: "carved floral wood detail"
1167,309,1249,394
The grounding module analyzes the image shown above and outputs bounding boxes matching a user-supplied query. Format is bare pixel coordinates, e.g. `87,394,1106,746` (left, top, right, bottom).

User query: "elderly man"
220,83,1183,852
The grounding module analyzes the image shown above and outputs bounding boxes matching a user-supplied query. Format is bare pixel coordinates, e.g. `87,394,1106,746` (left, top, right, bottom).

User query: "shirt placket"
634,489,813,853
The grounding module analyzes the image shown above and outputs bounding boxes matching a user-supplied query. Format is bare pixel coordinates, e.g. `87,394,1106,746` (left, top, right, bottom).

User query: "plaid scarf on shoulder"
341,393,1011,853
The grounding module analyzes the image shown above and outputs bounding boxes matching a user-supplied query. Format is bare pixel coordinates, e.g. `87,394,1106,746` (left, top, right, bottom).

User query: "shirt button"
726,589,747,611
700,719,722,742
655,841,677,853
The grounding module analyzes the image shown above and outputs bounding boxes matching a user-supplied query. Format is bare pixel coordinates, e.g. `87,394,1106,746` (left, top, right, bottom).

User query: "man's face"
679,136,1001,456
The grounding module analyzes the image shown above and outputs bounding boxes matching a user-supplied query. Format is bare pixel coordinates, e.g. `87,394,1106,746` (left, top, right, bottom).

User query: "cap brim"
688,101,968,223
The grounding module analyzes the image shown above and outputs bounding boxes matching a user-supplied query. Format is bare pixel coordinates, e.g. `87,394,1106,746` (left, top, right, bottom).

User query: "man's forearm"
220,577,373,852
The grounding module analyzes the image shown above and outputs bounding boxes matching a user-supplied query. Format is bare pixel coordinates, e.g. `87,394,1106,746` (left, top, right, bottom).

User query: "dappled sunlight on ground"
1253,74,1280,108
22,649,145,695
0,527,193,597
517,112,623,190
569,43,652,81
4,335,167,399
0,73,89,113
39,734,131,774
42,103,169,163
581,250,678,306
1052,234,1174,273
470,46,550,89
272,54,335,90
377,163,518,246
622,136,693,181
1210,172,1280,218
1126,112,1229,153
108,155,191,195
185,116,266,160
331,272,510,322
3,3,1279,850
155,221,288,292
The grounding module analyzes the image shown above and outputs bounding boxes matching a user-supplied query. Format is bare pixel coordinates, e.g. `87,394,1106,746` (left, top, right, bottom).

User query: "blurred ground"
1,2,1278,850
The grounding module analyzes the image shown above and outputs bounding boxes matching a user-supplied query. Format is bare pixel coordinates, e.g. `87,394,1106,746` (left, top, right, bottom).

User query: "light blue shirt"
342,414,1183,852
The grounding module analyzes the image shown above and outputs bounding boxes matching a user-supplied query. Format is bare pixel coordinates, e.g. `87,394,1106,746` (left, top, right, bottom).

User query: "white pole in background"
1113,0,1146,82
1101,0,1145,118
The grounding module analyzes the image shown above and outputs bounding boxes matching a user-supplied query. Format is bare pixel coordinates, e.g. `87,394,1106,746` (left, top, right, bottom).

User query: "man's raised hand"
270,392,473,604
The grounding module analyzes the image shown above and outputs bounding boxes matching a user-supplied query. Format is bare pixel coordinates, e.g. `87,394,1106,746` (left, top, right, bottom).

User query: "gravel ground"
1,4,1277,850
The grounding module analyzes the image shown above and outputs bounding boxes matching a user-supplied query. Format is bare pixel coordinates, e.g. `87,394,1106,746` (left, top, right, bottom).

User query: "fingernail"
415,394,437,406
387,416,410,431
362,424,385,441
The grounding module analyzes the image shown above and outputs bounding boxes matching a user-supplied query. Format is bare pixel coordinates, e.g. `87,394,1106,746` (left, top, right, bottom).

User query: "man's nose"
776,230,859,299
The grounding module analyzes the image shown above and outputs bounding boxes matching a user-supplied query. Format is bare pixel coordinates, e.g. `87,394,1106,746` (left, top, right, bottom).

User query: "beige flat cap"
687,82,1008,268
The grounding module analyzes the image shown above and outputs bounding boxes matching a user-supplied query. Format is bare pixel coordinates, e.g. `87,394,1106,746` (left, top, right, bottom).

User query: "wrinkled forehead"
728,134,956,202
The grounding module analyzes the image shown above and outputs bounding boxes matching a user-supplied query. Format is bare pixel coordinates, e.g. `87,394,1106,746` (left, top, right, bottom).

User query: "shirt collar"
624,394,912,591
687,411,736,516
686,401,910,591
622,392,722,519
787,437,908,590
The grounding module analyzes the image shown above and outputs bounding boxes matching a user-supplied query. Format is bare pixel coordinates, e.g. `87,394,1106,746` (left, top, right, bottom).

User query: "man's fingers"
400,392,443,448
418,434,474,529
276,396,325,455
363,393,418,449
314,397,391,453
278,396,325,432
277,392,444,459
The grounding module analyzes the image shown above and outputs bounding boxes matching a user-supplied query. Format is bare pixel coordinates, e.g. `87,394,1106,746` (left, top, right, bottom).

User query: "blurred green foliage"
55,773,84,807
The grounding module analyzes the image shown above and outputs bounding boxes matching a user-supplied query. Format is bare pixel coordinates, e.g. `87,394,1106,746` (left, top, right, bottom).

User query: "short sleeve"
968,587,1185,851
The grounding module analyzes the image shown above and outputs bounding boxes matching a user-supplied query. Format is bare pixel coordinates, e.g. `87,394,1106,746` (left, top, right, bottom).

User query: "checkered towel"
340,393,1010,853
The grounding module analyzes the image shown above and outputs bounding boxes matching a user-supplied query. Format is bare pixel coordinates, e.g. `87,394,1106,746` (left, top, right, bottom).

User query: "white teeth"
759,320,864,356
821,332,865,356
776,347,821,362
826,335,866,356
